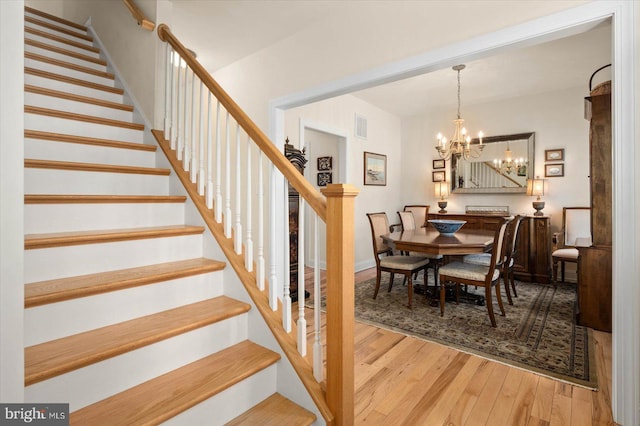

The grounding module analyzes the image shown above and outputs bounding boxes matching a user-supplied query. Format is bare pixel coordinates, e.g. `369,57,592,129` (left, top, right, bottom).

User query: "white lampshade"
526,178,545,199
435,181,450,199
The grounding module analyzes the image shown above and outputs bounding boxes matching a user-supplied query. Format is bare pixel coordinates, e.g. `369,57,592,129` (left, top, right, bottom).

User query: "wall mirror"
450,132,535,194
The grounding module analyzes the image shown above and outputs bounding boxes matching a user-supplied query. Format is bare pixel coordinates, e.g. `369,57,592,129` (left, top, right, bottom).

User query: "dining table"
381,227,495,305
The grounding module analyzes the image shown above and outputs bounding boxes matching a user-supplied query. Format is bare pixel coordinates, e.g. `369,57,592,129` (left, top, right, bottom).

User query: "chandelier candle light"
494,142,526,175
436,64,484,161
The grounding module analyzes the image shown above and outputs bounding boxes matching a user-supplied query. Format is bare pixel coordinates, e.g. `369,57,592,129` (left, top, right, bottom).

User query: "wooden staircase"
22,6,316,425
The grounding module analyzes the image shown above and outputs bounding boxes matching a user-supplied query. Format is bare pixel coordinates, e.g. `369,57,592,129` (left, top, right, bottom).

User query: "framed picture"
433,159,446,169
364,152,387,186
432,171,446,182
317,156,332,171
545,163,565,177
545,149,564,162
317,172,332,187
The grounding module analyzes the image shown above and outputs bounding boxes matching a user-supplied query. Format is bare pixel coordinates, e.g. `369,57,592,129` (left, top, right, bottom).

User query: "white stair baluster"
206,91,213,209
234,124,242,255
245,139,253,271
224,112,232,238
163,43,171,140
268,164,278,311
297,198,306,356
257,151,265,290
189,73,198,182
313,214,323,381
198,80,205,195
283,177,292,332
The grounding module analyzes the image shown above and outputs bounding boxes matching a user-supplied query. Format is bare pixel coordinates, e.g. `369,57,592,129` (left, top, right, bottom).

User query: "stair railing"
156,24,357,426
121,0,155,31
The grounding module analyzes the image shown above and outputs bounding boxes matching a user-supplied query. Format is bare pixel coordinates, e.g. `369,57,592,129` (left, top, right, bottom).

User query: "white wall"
285,96,403,271
404,86,591,233
0,0,25,402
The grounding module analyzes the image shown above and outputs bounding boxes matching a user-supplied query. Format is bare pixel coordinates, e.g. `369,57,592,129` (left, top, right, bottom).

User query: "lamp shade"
435,181,450,199
526,178,545,198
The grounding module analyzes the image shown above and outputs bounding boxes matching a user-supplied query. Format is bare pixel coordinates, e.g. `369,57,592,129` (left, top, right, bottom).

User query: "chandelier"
493,142,527,175
435,64,484,161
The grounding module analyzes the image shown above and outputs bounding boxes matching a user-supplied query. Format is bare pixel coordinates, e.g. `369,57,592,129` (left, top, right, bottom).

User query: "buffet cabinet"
428,212,551,283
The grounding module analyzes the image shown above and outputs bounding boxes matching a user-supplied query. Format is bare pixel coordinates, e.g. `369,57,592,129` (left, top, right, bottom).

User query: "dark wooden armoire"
284,138,308,302
577,78,612,332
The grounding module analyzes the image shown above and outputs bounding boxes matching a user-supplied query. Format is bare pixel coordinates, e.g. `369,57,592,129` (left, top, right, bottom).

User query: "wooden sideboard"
428,212,551,283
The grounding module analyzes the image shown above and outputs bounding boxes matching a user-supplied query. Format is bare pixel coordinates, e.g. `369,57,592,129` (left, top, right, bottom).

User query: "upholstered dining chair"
397,210,444,285
552,207,591,284
438,217,511,327
403,205,430,228
367,212,431,309
462,215,525,305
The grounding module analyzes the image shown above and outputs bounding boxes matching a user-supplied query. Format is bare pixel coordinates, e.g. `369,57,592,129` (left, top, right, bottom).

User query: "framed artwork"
363,152,387,186
545,149,564,162
433,159,446,169
317,172,332,187
317,156,332,171
545,163,565,177
432,171,446,182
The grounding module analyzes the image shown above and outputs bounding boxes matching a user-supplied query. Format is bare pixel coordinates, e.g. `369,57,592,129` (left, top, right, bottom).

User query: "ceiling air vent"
355,114,367,139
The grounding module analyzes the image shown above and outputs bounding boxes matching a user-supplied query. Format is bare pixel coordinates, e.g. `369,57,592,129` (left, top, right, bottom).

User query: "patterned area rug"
353,276,597,389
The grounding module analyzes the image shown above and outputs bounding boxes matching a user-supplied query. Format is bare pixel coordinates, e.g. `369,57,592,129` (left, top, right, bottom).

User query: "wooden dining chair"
403,205,429,228
366,212,431,309
552,207,591,284
438,217,511,327
397,210,444,287
462,215,525,305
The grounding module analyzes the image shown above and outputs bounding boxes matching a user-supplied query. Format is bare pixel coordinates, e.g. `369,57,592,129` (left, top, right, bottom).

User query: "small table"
382,227,494,305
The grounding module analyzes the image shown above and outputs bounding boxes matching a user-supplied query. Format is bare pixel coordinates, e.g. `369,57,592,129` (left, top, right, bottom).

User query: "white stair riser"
25,272,224,345
25,11,91,37
25,203,184,234
25,168,169,196
25,114,144,142
24,139,156,169
25,58,115,87
165,366,278,426
24,22,94,48
25,91,133,122
25,234,203,283
25,73,123,104
25,43,107,72
25,318,250,411
24,31,100,59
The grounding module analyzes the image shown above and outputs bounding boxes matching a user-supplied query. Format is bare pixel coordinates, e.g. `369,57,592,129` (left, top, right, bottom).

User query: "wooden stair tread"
25,225,204,249
25,38,106,66
24,130,154,151
25,67,123,94
225,393,317,426
25,258,225,307
24,158,169,175
25,6,88,32
25,27,99,53
25,194,185,204
25,85,133,111
69,341,280,424
25,15,92,42
25,105,144,130
25,297,252,385
25,51,114,79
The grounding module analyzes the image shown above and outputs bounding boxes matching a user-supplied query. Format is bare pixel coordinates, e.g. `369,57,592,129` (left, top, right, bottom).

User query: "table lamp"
526,177,546,216
434,181,450,213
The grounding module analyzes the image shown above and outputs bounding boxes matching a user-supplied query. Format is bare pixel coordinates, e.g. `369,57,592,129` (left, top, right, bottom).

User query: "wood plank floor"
295,267,616,425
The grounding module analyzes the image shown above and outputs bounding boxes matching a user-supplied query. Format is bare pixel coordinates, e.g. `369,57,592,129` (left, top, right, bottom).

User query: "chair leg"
502,269,513,305
495,281,506,316
560,262,566,283
510,269,518,298
407,273,413,309
440,281,446,317
485,286,497,327
388,272,395,292
552,259,558,286
373,270,382,299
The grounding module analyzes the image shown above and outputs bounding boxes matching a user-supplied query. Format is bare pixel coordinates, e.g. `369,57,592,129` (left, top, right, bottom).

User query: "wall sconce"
434,181,450,213
526,177,546,216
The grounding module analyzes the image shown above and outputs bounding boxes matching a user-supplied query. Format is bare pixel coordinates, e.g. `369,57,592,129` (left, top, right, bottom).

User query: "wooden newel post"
321,183,359,426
